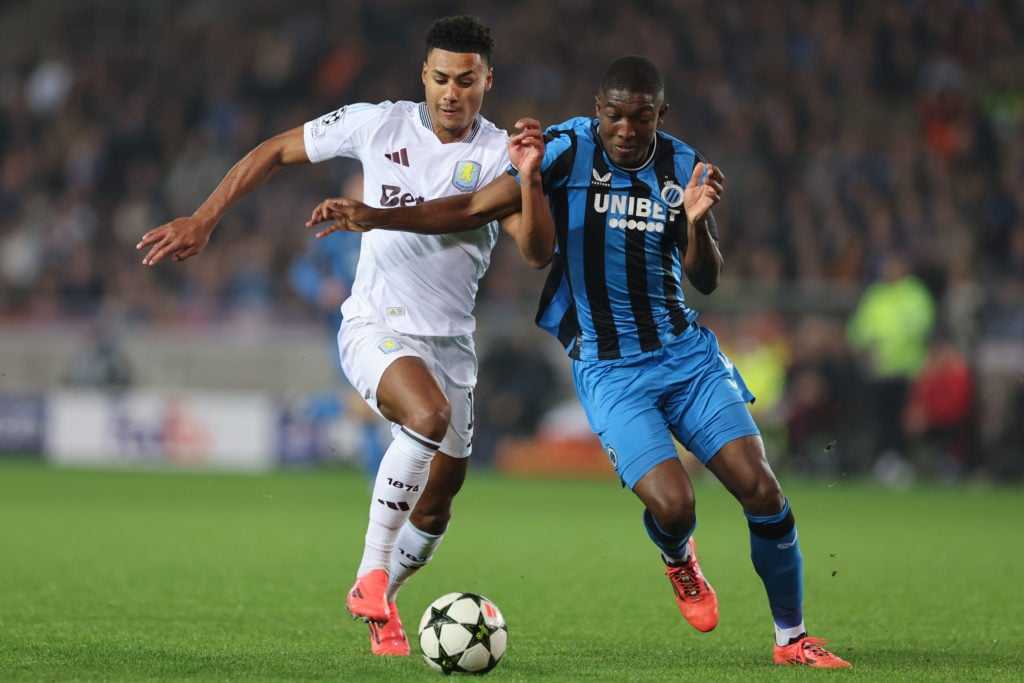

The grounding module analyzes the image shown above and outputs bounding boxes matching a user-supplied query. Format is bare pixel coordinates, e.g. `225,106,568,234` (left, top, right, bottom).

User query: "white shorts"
338,316,477,457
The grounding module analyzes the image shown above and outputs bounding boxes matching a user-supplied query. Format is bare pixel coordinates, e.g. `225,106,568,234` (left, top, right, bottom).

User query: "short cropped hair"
599,56,664,99
425,15,495,65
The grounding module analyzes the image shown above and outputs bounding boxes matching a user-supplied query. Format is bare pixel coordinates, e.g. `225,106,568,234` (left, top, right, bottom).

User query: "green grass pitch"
1,460,1021,681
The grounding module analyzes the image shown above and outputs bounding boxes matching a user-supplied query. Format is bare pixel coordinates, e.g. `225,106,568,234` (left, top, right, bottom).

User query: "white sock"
775,622,807,647
661,544,692,565
356,428,439,577
387,521,445,603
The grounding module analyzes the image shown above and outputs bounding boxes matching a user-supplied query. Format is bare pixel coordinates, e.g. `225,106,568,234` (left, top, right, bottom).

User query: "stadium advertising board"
46,389,276,470
0,393,45,456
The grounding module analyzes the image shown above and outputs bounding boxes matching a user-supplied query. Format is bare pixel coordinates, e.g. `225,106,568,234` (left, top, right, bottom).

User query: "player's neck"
430,117,476,144
612,138,658,172
432,126,468,144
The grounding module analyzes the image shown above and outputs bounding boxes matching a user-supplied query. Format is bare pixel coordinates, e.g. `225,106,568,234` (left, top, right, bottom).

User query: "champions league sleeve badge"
452,160,482,192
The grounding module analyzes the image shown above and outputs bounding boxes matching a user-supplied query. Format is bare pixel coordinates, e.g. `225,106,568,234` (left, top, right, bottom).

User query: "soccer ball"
417,592,507,675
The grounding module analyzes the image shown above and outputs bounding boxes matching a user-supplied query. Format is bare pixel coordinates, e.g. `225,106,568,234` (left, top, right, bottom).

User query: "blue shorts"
572,324,759,489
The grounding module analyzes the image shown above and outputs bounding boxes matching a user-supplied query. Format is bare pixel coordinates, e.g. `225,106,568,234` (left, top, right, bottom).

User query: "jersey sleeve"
303,102,386,163
505,125,577,192
509,123,577,191
539,126,576,192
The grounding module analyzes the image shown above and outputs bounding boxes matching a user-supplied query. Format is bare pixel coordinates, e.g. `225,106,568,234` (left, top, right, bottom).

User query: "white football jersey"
303,100,509,336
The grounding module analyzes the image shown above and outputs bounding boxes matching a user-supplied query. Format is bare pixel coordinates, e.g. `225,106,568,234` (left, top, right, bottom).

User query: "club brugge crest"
607,446,618,468
661,180,684,207
452,160,482,192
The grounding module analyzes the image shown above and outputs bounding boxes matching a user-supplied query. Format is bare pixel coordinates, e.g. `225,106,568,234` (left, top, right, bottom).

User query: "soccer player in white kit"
137,16,553,656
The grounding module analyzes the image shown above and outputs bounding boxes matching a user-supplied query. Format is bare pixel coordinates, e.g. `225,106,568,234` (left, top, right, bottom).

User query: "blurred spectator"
288,174,362,340
63,321,134,390
718,312,789,461
724,312,789,421
474,332,561,464
988,382,1024,483
902,334,975,479
780,315,862,475
847,251,936,474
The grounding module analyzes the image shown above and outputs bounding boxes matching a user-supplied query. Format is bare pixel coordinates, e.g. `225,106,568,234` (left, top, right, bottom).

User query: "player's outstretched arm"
137,126,309,265
498,118,554,269
682,162,725,295
308,177,523,239
308,119,552,241
308,118,553,268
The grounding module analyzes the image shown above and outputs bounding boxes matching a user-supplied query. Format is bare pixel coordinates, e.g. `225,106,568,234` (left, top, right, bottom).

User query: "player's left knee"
740,479,785,517
410,505,452,535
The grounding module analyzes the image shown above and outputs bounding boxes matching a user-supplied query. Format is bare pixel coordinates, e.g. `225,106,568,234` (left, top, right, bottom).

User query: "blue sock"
746,499,803,629
643,508,694,562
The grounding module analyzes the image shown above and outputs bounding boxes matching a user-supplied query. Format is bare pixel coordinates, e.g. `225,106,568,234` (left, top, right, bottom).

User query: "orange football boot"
368,602,410,656
774,636,852,668
664,537,719,632
346,569,390,623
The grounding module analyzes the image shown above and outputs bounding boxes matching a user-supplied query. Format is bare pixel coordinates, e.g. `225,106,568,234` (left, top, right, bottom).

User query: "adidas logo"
592,168,611,184
385,148,410,166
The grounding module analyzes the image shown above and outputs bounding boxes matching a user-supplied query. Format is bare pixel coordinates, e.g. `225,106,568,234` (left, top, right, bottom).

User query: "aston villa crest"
452,160,482,192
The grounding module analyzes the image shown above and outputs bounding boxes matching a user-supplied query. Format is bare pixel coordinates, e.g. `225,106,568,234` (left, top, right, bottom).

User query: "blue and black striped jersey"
534,117,711,361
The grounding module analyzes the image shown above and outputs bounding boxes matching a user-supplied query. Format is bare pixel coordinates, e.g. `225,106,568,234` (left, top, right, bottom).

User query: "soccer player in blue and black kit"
311,55,851,669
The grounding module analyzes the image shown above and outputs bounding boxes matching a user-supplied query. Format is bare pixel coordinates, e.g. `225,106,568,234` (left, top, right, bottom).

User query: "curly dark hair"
425,15,495,65
599,55,664,99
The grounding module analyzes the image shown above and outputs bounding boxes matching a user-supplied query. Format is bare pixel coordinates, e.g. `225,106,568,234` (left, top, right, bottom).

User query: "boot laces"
667,562,704,600
801,638,832,660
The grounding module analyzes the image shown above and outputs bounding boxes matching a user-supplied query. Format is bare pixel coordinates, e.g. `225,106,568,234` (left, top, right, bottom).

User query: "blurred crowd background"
1,0,1021,482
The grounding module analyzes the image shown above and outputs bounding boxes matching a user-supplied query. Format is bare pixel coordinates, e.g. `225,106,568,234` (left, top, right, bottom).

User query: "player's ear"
484,66,493,91
594,95,602,117
658,103,670,127
422,62,429,85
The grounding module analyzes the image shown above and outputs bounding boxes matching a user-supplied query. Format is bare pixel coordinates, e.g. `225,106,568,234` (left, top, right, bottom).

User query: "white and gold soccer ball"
417,592,507,675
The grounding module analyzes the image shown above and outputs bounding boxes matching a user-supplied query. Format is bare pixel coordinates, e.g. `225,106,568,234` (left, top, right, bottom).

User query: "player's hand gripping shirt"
533,117,717,361
304,101,509,337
